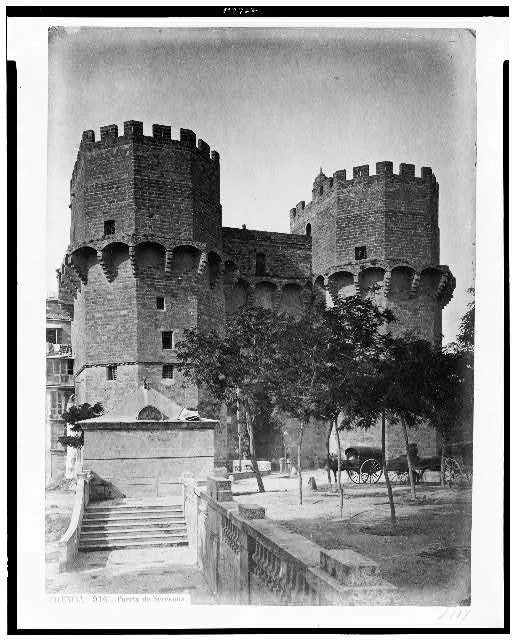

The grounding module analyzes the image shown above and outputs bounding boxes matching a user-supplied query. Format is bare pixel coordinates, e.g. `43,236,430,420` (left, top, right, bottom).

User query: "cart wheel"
347,469,362,484
444,457,462,485
389,470,409,484
360,458,383,484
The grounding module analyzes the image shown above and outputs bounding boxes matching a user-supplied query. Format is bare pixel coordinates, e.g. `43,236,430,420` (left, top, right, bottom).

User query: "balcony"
46,343,72,356
46,373,74,386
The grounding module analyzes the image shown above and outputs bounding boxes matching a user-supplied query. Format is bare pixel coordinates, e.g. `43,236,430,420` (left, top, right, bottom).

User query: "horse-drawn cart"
329,440,473,485
328,446,383,484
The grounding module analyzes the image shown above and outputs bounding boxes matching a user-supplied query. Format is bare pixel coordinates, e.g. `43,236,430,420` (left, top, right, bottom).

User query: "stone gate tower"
289,162,456,457
290,161,455,344
58,120,224,418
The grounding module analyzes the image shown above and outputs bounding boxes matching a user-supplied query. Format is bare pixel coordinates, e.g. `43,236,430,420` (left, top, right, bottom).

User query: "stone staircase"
78,500,188,552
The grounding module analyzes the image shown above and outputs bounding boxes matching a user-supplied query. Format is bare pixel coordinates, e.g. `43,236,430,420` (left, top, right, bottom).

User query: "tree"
272,304,334,504
325,296,395,515
177,306,289,492
58,402,104,449
276,296,394,511
423,292,475,486
456,288,475,353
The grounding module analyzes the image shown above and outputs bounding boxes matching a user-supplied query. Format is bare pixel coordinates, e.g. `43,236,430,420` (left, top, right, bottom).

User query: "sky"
47,27,476,343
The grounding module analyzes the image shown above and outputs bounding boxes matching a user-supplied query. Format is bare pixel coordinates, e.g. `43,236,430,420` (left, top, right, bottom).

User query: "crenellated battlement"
77,120,220,162
289,161,436,219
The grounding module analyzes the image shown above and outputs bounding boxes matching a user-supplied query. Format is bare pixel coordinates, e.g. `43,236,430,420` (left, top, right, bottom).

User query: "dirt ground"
233,470,472,606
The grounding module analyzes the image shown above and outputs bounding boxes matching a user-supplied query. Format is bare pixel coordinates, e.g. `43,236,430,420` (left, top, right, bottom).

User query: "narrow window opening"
162,364,174,379
107,365,117,380
306,223,311,236
67,360,74,375
104,220,115,236
255,253,266,276
156,297,165,310
355,246,367,260
162,331,174,350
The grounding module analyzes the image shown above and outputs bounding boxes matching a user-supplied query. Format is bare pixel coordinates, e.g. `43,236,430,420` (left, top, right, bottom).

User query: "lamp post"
283,430,288,468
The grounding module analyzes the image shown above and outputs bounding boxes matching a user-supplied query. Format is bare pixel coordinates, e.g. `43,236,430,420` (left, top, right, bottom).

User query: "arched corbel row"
212,262,225,289
197,252,209,276
271,285,282,312
436,272,449,298
352,273,361,297
70,261,87,286
64,265,80,296
301,284,312,307
247,283,256,306
383,270,392,296
164,249,173,274
97,250,115,283
129,245,138,277
410,272,420,296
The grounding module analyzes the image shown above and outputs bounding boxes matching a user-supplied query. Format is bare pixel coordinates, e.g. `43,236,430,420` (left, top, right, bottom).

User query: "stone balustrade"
182,475,397,605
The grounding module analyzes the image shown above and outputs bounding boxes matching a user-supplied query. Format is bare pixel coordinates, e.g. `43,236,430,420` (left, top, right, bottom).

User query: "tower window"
256,253,266,276
162,331,174,349
104,220,115,236
306,223,311,236
156,297,165,310
355,246,367,260
162,364,174,379
107,365,117,380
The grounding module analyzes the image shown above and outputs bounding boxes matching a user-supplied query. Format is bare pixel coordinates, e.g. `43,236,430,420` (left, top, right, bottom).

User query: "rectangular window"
104,220,115,235
67,360,74,375
355,246,367,260
107,365,117,380
162,331,174,349
46,328,62,344
47,359,69,375
162,364,174,379
156,297,165,310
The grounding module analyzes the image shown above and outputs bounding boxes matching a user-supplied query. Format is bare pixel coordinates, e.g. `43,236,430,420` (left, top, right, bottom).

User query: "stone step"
84,505,183,516
81,520,187,532
83,512,184,524
87,501,182,510
81,525,187,537
80,530,188,543
78,538,188,552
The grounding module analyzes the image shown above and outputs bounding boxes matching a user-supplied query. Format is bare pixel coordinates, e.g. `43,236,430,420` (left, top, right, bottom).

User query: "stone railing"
182,475,397,605
58,470,91,572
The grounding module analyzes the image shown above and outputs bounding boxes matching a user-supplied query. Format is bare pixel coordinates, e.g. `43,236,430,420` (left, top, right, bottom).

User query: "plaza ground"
46,470,471,605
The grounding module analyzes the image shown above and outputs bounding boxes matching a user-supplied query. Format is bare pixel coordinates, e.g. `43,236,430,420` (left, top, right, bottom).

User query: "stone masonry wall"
290,163,439,277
